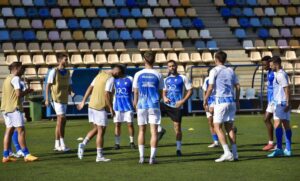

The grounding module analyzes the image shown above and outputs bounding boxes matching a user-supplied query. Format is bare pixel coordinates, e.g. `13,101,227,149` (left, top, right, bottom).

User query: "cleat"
149,158,157,165
16,150,25,157
24,154,38,162
283,149,292,157
233,153,239,161
262,144,275,151
96,156,111,162
130,142,136,149
53,146,62,152
60,147,71,152
208,142,219,148
176,150,182,157
2,157,17,163
78,143,85,159
215,153,234,163
114,144,121,150
138,158,144,164
157,128,166,142
267,149,284,158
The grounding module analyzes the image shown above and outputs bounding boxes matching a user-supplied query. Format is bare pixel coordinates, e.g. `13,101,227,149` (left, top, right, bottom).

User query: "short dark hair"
261,56,272,62
113,64,126,75
272,56,281,65
57,53,68,61
143,52,155,65
215,51,227,64
8,62,22,71
167,60,177,65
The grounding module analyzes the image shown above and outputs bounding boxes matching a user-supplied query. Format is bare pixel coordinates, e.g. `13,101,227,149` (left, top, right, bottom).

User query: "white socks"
115,136,120,145
55,140,60,148
157,125,162,132
150,147,157,159
138,145,144,158
222,144,231,155
176,141,182,151
97,148,103,157
268,140,274,145
82,137,89,145
129,136,134,143
59,138,65,148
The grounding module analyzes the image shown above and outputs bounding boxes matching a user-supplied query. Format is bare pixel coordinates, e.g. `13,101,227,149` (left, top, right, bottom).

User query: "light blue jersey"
209,65,239,104
164,74,192,108
202,77,215,106
113,76,134,112
273,69,289,105
267,69,275,103
133,69,164,109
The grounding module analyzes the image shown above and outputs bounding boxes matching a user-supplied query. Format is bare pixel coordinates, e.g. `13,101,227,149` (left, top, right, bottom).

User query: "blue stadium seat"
39,8,50,18
137,0,147,6
132,30,143,40
67,19,79,29
46,0,57,6
108,30,119,40
193,18,204,29
239,17,250,28
126,0,137,7
182,18,193,28
109,8,119,17
11,30,23,40
0,30,10,41
27,8,38,17
235,28,246,39
80,19,91,29
224,0,237,6
195,40,206,50
120,30,132,40
116,0,126,6
257,28,269,39
231,8,242,16
24,30,36,41
243,8,254,16
131,8,142,17
120,8,130,17
250,18,261,27
247,0,257,6
14,8,26,17
236,0,246,5
220,7,231,17
91,19,102,28
207,40,218,50
34,0,46,6
261,17,272,27
171,18,182,28
97,8,108,17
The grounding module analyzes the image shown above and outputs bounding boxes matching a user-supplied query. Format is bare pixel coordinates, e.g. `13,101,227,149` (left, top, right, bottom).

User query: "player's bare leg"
149,124,158,164
263,112,274,151
282,120,292,156
138,125,146,163
208,116,219,148
174,122,182,156
268,120,284,157
214,123,233,162
127,123,135,149
114,122,121,150
78,125,97,159
225,122,238,160
56,115,69,151
96,126,110,162
17,127,38,162
2,127,16,163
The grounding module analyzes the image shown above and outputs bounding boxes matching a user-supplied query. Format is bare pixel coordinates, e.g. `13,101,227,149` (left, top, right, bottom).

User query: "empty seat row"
250,50,298,61
0,0,192,7
0,7,197,18
243,39,300,50
235,27,298,39
216,0,300,6
228,17,300,27
234,17,300,28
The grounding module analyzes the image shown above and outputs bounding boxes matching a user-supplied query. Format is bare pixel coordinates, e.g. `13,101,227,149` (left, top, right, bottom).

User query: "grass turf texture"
0,114,300,181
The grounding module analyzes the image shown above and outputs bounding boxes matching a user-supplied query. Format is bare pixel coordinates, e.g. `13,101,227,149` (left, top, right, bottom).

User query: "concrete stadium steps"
191,0,242,49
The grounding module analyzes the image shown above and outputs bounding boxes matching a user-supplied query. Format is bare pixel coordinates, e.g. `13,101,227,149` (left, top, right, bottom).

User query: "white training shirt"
273,69,289,104
11,76,21,90
47,68,72,84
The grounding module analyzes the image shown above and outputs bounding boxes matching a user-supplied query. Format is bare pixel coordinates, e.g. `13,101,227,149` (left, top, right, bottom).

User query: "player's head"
143,51,155,66
167,60,178,75
57,53,68,67
270,56,282,71
9,62,23,76
261,56,272,71
214,51,227,65
112,64,126,78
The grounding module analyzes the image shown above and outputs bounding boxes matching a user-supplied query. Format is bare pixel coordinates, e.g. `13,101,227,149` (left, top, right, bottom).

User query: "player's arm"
162,89,170,103
175,89,192,108
45,69,55,106
77,86,93,110
204,84,213,111
235,83,241,111
133,88,139,110
284,85,290,112
105,77,115,116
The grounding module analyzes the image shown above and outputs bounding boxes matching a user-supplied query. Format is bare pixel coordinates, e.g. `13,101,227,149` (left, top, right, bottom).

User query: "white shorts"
114,111,134,123
273,104,290,121
3,110,24,128
266,103,274,113
213,103,236,124
52,101,67,115
137,109,161,126
88,108,108,126
206,104,214,118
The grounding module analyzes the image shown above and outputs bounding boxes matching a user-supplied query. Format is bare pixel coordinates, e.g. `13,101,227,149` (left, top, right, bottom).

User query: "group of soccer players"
1,51,293,164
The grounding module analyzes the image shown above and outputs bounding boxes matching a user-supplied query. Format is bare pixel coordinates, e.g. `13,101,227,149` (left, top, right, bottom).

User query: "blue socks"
3,150,9,158
212,134,218,142
285,129,292,151
22,147,30,157
12,131,21,152
275,127,283,149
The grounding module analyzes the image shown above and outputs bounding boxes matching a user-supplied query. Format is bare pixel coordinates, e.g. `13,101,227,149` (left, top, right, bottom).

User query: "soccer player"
261,56,275,151
268,56,292,157
161,60,192,156
106,65,136,150
202,72,219,148
133,52,164,164
77,69,116,162
1,62,38,163
45,53,72,152
203,51,240,162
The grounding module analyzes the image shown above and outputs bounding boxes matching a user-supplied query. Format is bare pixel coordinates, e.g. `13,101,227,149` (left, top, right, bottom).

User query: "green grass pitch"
0,114,300,181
